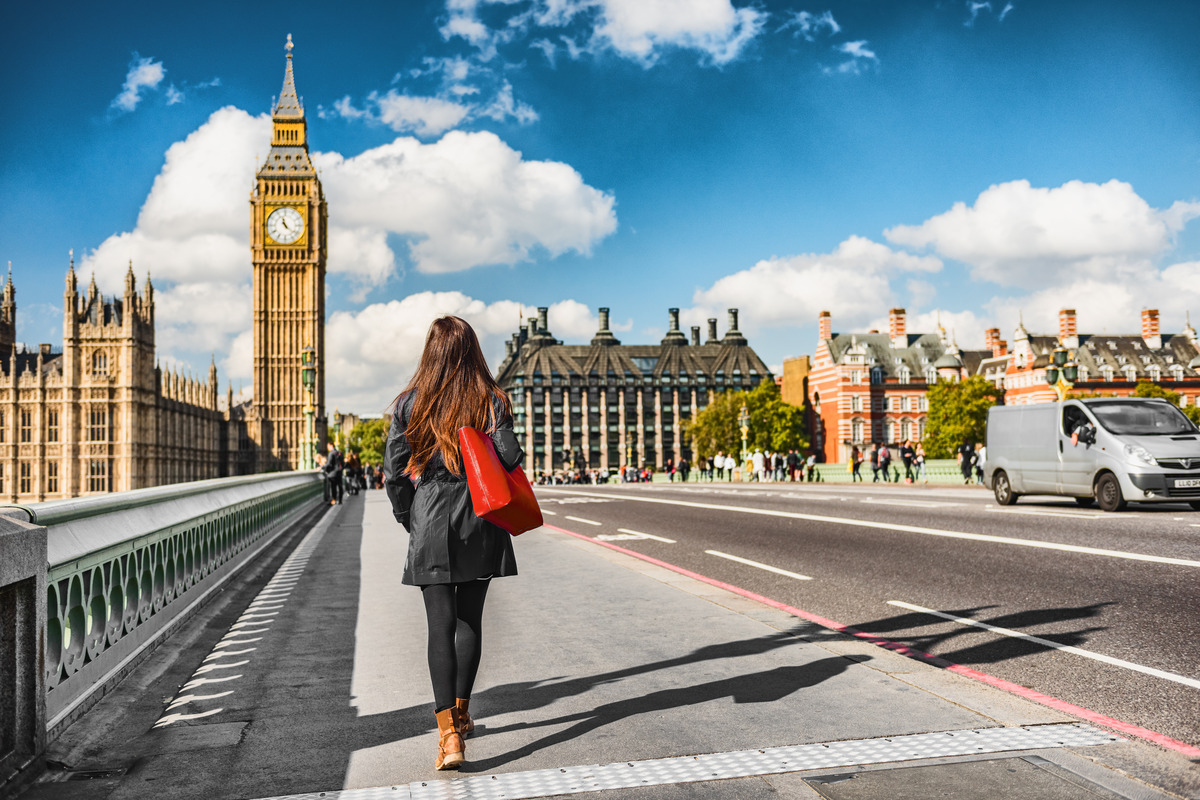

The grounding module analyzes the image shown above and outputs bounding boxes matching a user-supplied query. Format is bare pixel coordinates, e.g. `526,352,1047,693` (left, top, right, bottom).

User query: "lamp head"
1063,362,1079,383
1045,365,1060,386
1053,345,1068,367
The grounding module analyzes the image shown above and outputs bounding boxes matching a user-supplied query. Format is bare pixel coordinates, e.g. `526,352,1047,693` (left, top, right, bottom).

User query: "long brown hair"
393,316,511,479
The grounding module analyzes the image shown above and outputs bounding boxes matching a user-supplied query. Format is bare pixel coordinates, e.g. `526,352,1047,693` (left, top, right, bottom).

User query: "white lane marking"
564,515,602,526
597,533,652,542
861,498,960,509
618,528,676,543
888,601,1200,691
705,550,813,581
153,708,224,728
222,626,270,636
541,509,557,515
985,507,1102,520
166,691,234,710
540,489,1200,569
214,637,263,649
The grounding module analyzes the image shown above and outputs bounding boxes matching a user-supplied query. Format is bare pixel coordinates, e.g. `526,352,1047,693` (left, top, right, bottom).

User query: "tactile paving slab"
256,723,1121,800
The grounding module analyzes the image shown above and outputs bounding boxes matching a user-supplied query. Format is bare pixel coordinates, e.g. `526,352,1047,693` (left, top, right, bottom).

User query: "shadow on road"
850,602,1113,666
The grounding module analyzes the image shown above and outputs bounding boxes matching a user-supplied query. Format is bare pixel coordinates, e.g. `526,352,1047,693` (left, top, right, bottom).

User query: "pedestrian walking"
915,444,927,484
850,445,863,482
384,316,523,771
879,443,892,482
974,442,986,484
805,451,817,482
752,449,765,482
957,439,975,484
900,440,915,483
323,442,344,504
870,442,881,482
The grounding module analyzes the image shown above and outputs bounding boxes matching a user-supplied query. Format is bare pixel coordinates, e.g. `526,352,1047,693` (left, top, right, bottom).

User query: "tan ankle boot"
435,707,464,770
455,698,474,737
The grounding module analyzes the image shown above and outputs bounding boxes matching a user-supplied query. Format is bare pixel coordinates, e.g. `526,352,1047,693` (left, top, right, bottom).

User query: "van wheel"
1095,474,1126,512
993,471,1018,505
1074,496,1096,508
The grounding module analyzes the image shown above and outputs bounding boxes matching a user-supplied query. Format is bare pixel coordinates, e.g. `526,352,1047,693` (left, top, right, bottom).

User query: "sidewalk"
20,490,1196,800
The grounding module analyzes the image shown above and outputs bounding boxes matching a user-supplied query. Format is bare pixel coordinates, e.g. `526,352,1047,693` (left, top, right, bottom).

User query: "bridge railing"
0,471,324,768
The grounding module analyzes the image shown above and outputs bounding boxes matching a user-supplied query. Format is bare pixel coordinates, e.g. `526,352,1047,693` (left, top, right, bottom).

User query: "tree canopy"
347,417,390,464
923,376,1004,458
683,379,807,461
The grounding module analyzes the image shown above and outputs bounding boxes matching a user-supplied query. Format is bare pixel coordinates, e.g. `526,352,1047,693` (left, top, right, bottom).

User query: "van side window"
1062,406,1087,436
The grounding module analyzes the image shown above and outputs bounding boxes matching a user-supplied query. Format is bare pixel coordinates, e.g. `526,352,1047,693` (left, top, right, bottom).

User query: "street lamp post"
737,403,750,477
1045,344,1079,401
300,344,316,470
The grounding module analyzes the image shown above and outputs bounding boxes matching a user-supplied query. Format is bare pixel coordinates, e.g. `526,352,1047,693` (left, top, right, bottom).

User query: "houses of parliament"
0,38,327,502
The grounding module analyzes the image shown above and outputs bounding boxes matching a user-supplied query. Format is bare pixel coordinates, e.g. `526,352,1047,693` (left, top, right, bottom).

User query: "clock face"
266,207,305,244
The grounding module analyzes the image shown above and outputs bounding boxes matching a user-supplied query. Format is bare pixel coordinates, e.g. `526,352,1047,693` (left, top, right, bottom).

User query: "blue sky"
2,0,1199,411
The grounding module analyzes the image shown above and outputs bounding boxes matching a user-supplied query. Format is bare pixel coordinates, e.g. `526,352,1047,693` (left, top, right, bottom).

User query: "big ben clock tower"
250,35,327,470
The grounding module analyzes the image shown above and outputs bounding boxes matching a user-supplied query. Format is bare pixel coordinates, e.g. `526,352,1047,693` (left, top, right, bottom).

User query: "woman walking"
384,316,523,771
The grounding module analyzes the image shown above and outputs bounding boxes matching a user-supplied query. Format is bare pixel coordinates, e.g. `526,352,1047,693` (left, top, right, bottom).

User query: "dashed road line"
705,550,812,581
888,600,1200,690
563,515,602,526
985,507,1103,520
617,528,675,543
538,488,1200,569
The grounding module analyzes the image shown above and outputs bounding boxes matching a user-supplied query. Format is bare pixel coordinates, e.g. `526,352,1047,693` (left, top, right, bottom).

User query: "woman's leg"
453,579,491,700
421,583,458,712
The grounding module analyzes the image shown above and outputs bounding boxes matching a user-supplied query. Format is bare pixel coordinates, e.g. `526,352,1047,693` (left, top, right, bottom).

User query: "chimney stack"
504,340,514,358
722,309,747,344
661,308,688,346
727,308,740,333
888,308,907,349
537,306,549,333
1141,308,1161,349
598,307,610,333
591,306,620,346
526,316,538,340
1058,309,1079,349
818,310,832,342
985,327,1001,355
691,326,701,346
705,318,719,344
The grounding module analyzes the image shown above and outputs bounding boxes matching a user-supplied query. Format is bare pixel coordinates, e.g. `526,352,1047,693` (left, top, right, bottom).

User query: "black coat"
384,392,523,586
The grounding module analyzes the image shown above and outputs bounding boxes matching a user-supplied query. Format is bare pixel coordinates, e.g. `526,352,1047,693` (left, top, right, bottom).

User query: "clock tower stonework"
249,36,327,470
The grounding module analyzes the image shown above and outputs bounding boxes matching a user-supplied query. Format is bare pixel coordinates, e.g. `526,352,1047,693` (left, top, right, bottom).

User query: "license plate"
1174,478,1200,489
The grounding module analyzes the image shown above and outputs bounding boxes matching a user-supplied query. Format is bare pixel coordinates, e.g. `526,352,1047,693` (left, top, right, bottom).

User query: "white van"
984,398,1200,512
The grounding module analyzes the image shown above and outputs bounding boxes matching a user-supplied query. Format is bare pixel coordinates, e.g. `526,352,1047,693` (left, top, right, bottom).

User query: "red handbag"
458,426,543,535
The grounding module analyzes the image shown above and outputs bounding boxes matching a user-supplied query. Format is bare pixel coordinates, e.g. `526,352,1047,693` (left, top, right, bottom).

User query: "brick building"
808,309,989,463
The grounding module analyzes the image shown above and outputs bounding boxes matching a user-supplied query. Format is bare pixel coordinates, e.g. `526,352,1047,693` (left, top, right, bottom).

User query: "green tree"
683,379,807,461
923,376,1004,458
1132,381,1200,426
347,417,390,464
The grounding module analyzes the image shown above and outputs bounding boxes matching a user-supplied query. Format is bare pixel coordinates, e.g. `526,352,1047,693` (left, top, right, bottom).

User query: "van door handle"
1059,440,1063,453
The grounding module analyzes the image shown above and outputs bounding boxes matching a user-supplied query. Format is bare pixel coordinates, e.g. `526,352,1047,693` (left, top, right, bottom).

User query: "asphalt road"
535,479,1200,750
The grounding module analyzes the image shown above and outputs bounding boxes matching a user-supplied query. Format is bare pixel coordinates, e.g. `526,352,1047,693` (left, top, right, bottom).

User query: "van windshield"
1087,401,1198,436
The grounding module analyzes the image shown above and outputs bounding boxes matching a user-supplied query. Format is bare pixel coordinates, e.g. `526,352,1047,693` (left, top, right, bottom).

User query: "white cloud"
323,83,534,136
443,0,766,67
80,107,615,392
780,10,840,41
965,1,1015,26
884,179,1194,287
375,92,472,137
111,54,166,113
688,236,943,332
326,292,596,411
824,40,878,75
314,130,616,274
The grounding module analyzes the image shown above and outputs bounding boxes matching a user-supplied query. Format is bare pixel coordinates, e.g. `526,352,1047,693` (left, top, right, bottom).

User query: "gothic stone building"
495,307,772,474
0,263,222,502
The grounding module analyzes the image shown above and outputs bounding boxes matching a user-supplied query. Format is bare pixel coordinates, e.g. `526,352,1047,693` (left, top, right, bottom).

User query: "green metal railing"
27,472,324,731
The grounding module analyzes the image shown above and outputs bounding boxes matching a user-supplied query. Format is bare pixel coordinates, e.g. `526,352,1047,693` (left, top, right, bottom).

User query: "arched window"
91,350,107,375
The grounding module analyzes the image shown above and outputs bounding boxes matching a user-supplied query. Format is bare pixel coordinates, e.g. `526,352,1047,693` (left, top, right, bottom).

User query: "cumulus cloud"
80,107,616,389
326,293,599,411
687,236,942,333
884,179,1199,287
111,54,166,113
314,129,616,274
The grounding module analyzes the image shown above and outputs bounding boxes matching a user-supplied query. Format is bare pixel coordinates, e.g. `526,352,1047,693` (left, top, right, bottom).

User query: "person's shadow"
463,655,862,772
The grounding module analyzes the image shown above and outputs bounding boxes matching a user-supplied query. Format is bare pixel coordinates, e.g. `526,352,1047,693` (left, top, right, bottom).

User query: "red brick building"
808,309,988,463
1001,309,1200,406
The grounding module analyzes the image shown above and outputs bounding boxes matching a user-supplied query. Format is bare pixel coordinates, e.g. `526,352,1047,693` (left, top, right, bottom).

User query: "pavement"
15,489,1199,800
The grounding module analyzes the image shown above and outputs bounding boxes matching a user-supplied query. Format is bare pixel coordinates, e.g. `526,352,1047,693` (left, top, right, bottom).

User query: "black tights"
420,580,490,713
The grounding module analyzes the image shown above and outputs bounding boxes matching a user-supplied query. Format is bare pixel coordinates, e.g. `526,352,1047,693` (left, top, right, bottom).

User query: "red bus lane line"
542,523,1200,759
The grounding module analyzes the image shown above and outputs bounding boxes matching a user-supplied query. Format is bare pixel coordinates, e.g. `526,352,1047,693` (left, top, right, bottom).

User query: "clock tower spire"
249,35,327,471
